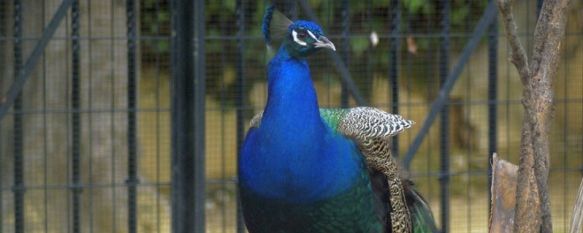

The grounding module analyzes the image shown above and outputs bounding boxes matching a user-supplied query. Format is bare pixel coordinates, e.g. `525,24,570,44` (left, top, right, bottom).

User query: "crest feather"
262,3,292,51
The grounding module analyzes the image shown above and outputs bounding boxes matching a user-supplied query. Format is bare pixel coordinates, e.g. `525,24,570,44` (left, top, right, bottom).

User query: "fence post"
171,0,206,232
126,0,139,232
282,0,297,20
487,0,498,212
438,0,451,231
12,0,25,232
340,0,350,107
71,0,82,232
193,0,207,230
235,0,246,232
389,0,401,157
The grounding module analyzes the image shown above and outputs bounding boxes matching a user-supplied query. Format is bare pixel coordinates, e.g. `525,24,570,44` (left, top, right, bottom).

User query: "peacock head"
262,5,335,58
283,21,336,58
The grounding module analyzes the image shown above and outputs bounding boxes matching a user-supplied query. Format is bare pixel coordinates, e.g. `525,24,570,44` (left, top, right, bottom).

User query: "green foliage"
403,0,433,14
350,38,370,55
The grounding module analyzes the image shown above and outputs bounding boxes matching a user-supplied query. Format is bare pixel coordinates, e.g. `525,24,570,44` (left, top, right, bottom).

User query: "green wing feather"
405,185,439,233
318,108,350,133
240,164,385,233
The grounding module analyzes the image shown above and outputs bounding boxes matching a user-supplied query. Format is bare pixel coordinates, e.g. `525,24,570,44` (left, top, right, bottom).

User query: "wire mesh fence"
0,0,581,232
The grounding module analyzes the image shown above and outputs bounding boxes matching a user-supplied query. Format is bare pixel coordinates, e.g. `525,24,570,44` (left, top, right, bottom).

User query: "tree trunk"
496,0,571,231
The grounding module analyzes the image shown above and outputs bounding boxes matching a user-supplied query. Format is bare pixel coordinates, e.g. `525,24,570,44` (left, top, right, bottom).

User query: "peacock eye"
297,31,307,39
292,30,309,46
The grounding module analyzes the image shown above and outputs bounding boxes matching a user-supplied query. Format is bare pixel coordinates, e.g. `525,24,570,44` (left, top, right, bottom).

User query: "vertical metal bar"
192,0,207,230
126,0,138,232
0,112,3,233
86,1,95,232
12,0,25,232
171,0,194,230
153,1,162,232
0,0,3,215
235,0,246,232
438,0,450,231
0,121,2,233
536,0,543,17
65,12,71,232
389,0,400,157
282,0,297,20
40,2,49,232
340,0,349,107
171,0,206,232
365,0,373,100
487,0,498,213
70,0,82,232
109,0,117,231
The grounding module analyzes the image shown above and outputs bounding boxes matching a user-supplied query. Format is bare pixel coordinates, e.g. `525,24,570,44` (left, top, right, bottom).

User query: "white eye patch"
306,30,320,42
292,30,307,46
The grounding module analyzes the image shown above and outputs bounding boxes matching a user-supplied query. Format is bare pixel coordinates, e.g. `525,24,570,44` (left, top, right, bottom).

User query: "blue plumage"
262,4,276,45
240,46,362,203
239,4,437,233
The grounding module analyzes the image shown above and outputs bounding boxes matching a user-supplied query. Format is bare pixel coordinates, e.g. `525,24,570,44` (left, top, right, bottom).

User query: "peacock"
238,4,438,233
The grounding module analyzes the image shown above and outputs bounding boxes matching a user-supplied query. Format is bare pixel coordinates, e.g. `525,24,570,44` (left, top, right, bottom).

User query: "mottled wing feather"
335,107,414,139
333,107,416,233
249,111,264,128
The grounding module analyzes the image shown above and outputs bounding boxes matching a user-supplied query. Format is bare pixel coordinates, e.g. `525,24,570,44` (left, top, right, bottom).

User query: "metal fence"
0,0,582,232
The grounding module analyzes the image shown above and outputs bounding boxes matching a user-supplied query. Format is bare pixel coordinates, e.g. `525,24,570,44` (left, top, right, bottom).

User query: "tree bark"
496,0,570,231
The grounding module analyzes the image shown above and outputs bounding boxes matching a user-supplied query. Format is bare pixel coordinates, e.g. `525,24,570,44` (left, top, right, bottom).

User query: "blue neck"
262,47,324,139
239,47,361,203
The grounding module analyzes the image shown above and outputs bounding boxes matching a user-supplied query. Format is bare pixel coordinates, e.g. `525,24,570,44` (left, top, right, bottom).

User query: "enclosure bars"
403,1,498,168
536,0,543,17
487,0,498,212
0,1,74,231
71,0,82,232
340,0,350,107
389,0,401,157
0,0,73,121
0,0,3,215
171,0,206,232
12,1,24,232
126,0,139,232
281,0,297,21
235,0,247,232
438,0,451,232
0,116,3,233
193,3,207,226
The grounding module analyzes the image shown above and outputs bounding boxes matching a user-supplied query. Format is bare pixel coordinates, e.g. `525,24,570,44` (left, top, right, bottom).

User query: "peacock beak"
314,36,336,51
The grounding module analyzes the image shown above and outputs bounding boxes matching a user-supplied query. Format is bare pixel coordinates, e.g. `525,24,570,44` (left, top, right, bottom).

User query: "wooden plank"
489,153,518,233
569,178,583,233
